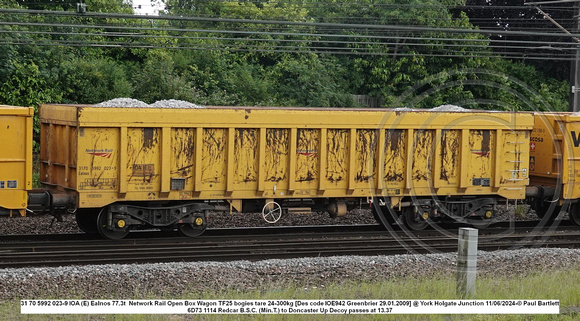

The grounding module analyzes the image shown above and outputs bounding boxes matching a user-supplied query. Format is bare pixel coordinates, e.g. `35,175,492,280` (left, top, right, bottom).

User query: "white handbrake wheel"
262,201,282,224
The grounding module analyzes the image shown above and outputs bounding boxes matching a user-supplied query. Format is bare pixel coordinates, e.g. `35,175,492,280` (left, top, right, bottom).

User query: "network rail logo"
86,148,113,159
368,68,571,256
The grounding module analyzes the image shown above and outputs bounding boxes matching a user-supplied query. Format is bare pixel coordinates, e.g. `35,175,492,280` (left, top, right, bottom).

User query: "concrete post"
457,227,478,299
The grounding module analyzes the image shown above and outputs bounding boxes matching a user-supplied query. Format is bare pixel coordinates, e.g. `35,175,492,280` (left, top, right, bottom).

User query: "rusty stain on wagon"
355,129,377,182
171,128,195,178
327,129,349,183
440,130,459,182
384,130,406,182
265,129,288,182
412,130,434,182
296,129,319,182
202,128,226,184
234,128,258,183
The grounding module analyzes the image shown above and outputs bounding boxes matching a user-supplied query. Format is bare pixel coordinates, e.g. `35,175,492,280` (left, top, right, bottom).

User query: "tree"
0,60,62,151
458,0,575,81
58,57,133,104
270,55,355,107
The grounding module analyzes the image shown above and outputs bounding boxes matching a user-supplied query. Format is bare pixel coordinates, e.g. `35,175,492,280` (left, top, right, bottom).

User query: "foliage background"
0,0,572,115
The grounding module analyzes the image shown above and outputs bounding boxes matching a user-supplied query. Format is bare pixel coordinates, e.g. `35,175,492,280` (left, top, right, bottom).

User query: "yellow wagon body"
39,105,533,210
0,105,33,216
530,112,580,201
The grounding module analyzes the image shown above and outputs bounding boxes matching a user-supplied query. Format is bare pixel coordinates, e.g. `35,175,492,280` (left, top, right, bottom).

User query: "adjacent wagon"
529,112,580,224
0,105,33,217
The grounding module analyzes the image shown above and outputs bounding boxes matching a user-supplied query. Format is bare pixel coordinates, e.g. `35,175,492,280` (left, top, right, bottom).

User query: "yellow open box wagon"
39,104,534,238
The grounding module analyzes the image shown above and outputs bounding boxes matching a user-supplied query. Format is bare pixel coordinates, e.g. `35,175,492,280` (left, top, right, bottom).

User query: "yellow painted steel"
39,105,534,209
0,105,33,216
530,112,580,201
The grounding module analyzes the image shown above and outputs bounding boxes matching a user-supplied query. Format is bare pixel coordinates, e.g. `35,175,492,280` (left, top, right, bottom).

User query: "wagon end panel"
529,113,580,201
529,114,560,186
39,106,78,192
0,106,33,216
562,116,580,200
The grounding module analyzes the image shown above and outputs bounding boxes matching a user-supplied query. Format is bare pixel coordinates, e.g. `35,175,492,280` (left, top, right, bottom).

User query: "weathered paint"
412,129,434,185
127,127,160,191
296,129,319,183
326,129,349,185
467,130,494,186
384,130,406,185
202,128,226,187
171,128,195,180
355,129,377,183
265,128,289,183
440,130,460,184
39,105,534,208
234,128,258,185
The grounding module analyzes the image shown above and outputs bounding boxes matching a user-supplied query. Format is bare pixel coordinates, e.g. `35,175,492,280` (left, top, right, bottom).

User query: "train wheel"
262,201,282,223
97,207,130,240
467,217,492,229
536,202,561,224
371,204,398,228
569,204,580,226
177,216,207,237
402,207,429,231
75,209,99,234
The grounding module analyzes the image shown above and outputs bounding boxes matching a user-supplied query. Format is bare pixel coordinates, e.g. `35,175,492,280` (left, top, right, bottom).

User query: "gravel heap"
149,99,203,109
392,105,468,112
0,248,578,299
94,98,150,108
94,98,204,108
430,104,467,112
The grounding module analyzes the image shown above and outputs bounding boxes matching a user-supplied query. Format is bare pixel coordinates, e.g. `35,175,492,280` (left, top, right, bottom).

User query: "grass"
513,204,528,219
2,269,579,320
32,172,40,189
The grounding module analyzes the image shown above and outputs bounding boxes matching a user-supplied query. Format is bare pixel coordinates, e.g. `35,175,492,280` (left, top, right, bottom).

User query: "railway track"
1,222,579,269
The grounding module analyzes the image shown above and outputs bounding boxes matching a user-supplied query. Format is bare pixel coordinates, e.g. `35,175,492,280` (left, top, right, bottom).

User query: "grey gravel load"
94,98,150,108
430,104,467,112
392,105,468,112
150,99,204,109
93,98,204,108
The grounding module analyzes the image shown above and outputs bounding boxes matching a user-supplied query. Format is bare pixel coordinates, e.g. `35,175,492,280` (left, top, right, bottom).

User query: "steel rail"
1,225,579,269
